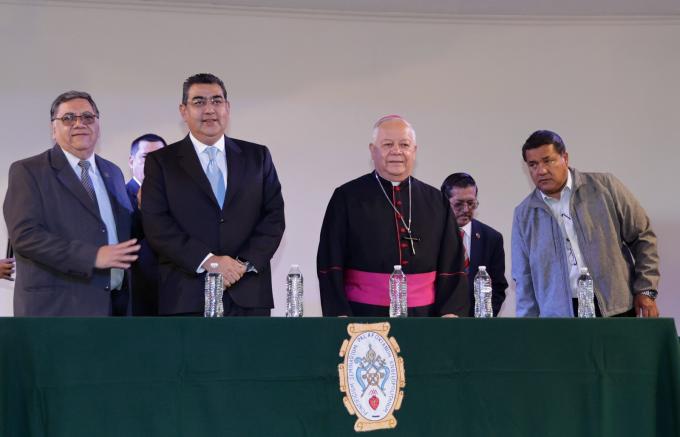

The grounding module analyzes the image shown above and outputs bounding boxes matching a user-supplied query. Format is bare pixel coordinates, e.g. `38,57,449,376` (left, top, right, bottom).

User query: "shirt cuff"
196,253,215,273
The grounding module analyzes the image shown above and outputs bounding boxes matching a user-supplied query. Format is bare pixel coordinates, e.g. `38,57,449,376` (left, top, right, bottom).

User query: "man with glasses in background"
3,91,139,316
441,172,508,316
141,73,284,316
512,130,660,318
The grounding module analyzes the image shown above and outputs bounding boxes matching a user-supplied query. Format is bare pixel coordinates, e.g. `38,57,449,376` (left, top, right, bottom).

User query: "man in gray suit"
3,91,140,316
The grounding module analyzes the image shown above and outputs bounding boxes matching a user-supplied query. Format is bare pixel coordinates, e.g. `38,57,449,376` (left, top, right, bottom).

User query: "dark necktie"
78,160,98,203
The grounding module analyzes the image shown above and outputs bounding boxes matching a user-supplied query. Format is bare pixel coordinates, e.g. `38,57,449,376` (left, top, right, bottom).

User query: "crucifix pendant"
402,233,421,256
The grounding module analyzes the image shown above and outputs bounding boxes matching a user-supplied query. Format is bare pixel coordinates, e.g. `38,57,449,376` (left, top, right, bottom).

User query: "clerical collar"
374,172,409,187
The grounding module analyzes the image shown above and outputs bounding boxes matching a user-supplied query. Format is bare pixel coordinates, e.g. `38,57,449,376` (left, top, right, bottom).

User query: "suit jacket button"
219,218,225,223
101,228,106,233
104,285,110,291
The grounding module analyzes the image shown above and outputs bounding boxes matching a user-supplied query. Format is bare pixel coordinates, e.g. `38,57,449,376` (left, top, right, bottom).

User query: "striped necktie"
78,160,98,203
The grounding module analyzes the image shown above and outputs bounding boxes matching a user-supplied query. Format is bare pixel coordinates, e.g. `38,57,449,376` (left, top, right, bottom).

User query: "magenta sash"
344,269,436,307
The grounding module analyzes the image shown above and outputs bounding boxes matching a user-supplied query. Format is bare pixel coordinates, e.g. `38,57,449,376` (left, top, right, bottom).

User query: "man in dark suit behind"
3,91,140,316
441,173,508,316
126,133,166,315
141,73,285,316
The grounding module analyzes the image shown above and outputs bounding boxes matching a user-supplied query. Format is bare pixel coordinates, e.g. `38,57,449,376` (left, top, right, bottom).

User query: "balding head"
369,115,418,182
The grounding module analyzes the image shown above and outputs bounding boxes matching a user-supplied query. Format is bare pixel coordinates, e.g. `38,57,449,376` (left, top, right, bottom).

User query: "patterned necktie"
205,147,226,208
78,160,98,203
459,229,470,274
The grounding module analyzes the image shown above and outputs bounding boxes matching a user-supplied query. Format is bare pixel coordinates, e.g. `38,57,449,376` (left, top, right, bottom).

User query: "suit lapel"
97,157,118,204
127,179,140,197
177,136,220,206
223,137,243,210
96,156,125,236
50,145,102,220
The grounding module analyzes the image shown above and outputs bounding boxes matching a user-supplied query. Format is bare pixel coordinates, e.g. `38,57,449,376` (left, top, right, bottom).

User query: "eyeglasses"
452,200,479,211
188,96,226,108
52,112,98,126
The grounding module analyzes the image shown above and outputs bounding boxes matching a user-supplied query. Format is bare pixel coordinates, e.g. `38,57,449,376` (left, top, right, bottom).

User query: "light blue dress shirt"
61,148,124,290
189,133,229,273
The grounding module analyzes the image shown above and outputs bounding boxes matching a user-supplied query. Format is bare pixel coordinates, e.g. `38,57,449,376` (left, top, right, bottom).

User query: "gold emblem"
338,322,406,432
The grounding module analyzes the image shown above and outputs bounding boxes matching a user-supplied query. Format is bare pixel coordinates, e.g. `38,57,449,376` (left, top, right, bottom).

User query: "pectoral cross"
402,233,421,256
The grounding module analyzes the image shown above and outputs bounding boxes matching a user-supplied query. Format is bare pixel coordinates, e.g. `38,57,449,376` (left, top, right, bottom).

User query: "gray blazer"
512,168,659,317
3,145,133,316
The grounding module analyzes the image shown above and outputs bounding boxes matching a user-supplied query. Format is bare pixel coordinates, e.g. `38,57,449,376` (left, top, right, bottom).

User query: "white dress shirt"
459,221,472,259
540,171,586,298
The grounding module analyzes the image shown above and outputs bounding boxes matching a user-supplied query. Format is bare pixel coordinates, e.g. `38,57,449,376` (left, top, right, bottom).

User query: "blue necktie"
205,147,226,208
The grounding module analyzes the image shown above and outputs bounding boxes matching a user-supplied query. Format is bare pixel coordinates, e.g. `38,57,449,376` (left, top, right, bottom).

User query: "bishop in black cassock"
316,116,469,317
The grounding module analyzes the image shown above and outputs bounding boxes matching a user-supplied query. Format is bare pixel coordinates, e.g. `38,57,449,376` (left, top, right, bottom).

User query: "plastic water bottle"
286,265,304,317
577,267,596,318
389,265,407,318
474,266,492,318
204,263,224,317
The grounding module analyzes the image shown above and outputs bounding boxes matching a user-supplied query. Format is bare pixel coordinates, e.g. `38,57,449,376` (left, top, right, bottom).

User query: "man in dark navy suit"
126,133,166,315
141,73,285,316
441,173,508,316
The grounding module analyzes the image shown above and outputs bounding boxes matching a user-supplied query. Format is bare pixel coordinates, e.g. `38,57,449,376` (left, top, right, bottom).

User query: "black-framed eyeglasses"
188,96,226,108
452,200,479,211
52,112,98,126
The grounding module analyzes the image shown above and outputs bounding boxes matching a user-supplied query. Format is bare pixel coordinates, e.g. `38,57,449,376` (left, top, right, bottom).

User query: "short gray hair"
50,91,100,120
371,115,416,143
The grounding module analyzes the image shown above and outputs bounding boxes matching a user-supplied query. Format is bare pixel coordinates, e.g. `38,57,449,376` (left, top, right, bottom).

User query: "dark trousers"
111,289,130,317
572,298,637,318
165,292,271,317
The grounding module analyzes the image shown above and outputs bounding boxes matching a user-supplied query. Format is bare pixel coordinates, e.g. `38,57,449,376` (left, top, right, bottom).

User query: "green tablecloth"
1,318,679,436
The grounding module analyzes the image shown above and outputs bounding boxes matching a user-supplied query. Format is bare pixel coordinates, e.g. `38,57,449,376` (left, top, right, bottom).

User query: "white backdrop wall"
1,3,678,325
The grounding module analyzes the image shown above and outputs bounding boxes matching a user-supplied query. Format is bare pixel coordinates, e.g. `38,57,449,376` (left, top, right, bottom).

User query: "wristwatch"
639,290,658,300
236,257,258,274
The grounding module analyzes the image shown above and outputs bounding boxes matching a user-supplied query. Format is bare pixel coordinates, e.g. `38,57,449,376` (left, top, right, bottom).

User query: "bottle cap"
393,265,402,270
291,264,299,268
580,267,588,274
210,262,219,269
479,265,486,270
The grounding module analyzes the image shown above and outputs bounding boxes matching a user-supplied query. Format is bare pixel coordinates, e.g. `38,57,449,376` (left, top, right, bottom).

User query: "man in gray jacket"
512,130,660,317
